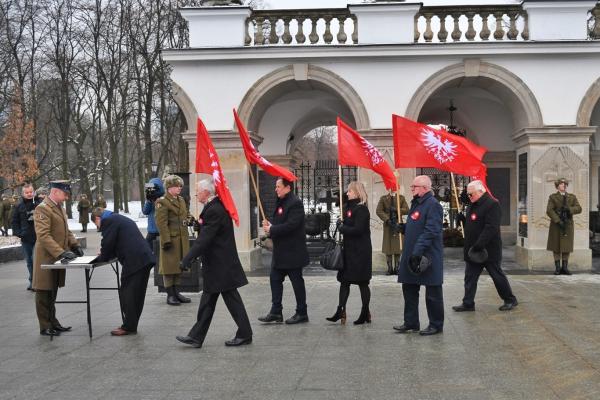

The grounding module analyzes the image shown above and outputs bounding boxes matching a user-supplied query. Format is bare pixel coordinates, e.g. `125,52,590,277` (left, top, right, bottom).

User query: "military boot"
554,260,561,275
166,287,181,306
386,258,393,275
561,260,572,275
174,286,191,303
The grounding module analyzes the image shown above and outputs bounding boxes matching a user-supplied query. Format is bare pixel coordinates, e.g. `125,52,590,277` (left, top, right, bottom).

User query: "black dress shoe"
419,326,443,336
257,313,283,323
499,299,518,311
225,337,252,347
40,328,60,336
393,324,420,333
452,304,475,312
53,325,72,332
176,335,202,348
285,313,309,324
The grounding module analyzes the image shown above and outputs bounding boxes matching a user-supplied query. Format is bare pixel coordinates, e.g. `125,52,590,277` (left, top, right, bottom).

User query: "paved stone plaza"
1,232,600,400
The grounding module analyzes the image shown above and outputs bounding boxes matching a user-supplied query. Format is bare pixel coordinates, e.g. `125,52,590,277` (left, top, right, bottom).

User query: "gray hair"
414,175,432,190
467,180,486,193
198,178,215,195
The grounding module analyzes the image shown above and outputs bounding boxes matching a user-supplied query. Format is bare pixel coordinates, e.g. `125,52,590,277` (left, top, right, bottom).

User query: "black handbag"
319,227,344,271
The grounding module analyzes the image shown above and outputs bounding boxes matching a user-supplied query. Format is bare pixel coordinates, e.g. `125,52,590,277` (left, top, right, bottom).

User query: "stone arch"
405,60,543,129
170,80,198,132
577,76,600,126
237,64,370,132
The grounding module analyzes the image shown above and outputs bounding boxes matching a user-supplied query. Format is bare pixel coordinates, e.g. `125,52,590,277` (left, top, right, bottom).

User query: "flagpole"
248,163,266,222
450,172,465,238
394,170,403,251
338,166,344,222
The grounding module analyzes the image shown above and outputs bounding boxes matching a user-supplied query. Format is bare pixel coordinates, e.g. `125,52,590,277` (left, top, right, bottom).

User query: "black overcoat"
398,192,444,286
269,192,309,270
182,197,248,294
12,197,39,244
96,213,155,278
338,199,372,283
463,193,502,264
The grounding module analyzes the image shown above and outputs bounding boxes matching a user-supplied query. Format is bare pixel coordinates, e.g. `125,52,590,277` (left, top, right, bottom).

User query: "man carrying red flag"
195,118,239,225
337,117,397,191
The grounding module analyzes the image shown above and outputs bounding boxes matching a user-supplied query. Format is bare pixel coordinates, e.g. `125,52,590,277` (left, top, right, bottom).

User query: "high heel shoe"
354,308,371,325
326,306,346,325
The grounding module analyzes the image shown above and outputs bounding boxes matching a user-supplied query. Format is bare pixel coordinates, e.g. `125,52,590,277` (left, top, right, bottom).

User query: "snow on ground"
68,201,148,231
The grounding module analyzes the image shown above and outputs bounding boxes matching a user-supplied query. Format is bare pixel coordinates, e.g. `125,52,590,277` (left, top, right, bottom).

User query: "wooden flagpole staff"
248,164,266,222
394,170,403,251
450,172,465,238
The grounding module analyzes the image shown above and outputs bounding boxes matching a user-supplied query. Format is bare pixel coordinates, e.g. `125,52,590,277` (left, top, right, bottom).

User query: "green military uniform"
1,196,11,235
0,196,5,236
155,174,191,305
376,192,408,274
546,177,582,275
77,196,91,232
33,195,80,332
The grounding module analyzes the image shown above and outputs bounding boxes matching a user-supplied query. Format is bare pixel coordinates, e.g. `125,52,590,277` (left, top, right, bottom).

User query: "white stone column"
513,127,594,271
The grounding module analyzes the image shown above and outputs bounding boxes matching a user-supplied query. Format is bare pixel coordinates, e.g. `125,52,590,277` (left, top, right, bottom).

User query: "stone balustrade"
415,5,529,43
244,9,357,46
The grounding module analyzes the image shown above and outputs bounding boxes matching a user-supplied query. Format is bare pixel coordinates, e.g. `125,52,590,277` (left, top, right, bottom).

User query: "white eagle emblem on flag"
420,128,457,164
248,141,272,166
208,150,222,183
360,137,383,165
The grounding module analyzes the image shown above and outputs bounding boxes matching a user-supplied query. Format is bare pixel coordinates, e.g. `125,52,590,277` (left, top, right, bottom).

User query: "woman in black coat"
327,181,372,325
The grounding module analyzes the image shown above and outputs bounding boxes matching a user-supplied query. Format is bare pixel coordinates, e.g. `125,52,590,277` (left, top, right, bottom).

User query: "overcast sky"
262,0,519,8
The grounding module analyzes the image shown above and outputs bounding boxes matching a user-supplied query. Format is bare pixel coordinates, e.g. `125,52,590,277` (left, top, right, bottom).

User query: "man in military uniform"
93,195,107,209
0,195,5,236
546,178,582,275
376,190,409,275
33,181,84,336
1,194,11,236
155,174,192,305
77,194,91,232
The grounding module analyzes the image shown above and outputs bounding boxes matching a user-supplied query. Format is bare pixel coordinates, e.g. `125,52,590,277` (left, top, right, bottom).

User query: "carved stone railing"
590,3,600,39
414,5,529,43
245,9,357,46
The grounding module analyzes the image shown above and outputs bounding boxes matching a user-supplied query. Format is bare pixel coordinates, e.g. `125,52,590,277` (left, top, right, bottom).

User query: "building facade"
163,0,600,271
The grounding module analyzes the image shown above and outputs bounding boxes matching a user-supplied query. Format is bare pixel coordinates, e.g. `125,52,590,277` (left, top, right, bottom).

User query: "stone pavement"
1,231,600,400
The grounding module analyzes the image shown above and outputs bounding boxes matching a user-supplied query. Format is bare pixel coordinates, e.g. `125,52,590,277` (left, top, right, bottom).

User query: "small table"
41,256,123,339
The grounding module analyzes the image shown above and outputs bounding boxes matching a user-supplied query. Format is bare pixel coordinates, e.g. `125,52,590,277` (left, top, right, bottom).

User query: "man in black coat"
91,208,156,335
452,180,518,312
259,177,310,325
176,178,252,348
12,183,40,290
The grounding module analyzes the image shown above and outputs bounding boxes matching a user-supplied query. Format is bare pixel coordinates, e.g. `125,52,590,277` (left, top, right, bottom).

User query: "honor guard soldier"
155,174,192,305
376,190,409,275
77,194,91,232
33,180,84,336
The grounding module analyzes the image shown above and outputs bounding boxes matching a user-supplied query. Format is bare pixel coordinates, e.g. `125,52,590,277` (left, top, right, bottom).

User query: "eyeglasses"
410,185,425,189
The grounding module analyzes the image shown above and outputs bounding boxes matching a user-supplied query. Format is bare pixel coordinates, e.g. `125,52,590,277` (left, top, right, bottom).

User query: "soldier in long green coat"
546,178,582,275
376,191,409,275
77,194,91,232
155,175,191,305
1,195,11,236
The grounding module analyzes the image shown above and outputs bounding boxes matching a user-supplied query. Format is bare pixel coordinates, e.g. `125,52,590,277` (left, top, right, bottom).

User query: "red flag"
392,114,489,184
233,109,297,182
195,118,239,226
337,117,398,191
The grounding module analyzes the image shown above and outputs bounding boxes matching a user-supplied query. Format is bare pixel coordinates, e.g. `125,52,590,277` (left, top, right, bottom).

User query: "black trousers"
188,288,252,345
270,267,307,315
120,266,152,332
462,260,516,307
35,289,59,330
402,284,444,330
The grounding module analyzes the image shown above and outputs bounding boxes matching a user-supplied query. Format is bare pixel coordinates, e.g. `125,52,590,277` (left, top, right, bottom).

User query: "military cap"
164,174,184,189
554,178,569,188
49,180,72,194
